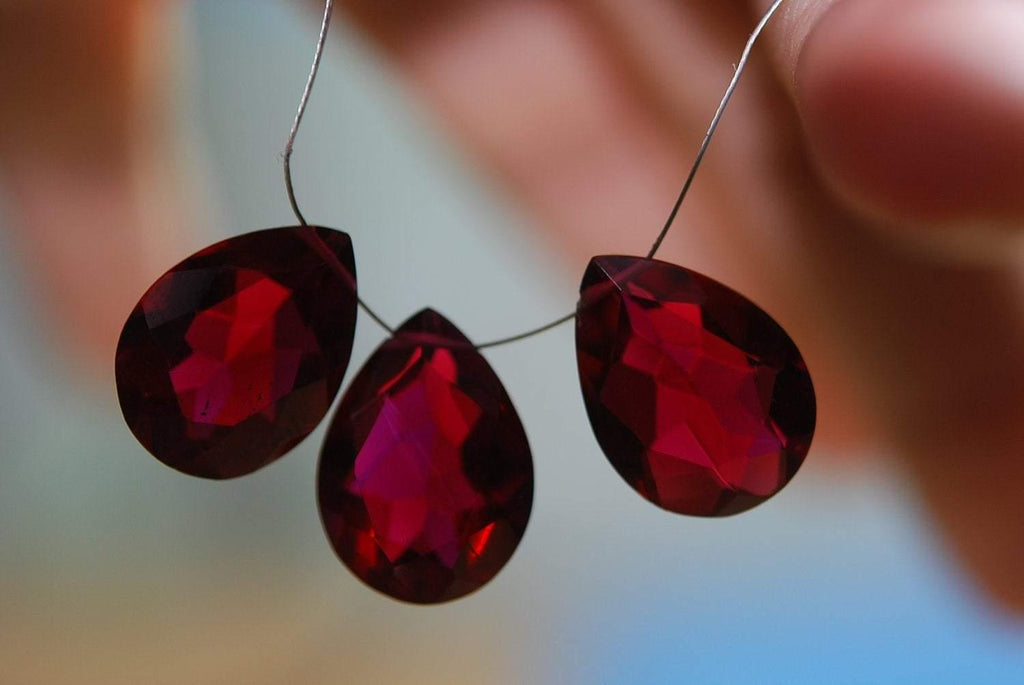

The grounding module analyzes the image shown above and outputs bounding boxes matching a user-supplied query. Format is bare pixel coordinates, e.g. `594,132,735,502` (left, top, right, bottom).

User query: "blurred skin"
1,0,1022,614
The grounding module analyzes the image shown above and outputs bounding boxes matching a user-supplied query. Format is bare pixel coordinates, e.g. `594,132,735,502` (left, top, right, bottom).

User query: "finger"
761,0,1024,250
753,0,1024,611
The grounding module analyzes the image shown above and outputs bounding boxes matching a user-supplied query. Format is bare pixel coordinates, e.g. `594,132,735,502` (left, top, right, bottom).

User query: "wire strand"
477,0,785,349
283,0,396,336
475,312,577,350
284,0,784,348
647,0,785,259
284,0,333,227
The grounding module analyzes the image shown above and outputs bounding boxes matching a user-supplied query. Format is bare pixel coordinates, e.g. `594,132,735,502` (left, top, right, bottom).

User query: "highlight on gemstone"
115,225,358,479
318,309,534,604
575,256,816,517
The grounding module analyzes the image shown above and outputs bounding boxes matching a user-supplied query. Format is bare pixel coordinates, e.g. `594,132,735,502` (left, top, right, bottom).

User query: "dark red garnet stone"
115,226,358,479
318,310,534,604
576,256,815,517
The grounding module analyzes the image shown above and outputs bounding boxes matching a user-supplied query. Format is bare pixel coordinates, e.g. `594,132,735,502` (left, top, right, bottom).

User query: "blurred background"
1,1,1023,683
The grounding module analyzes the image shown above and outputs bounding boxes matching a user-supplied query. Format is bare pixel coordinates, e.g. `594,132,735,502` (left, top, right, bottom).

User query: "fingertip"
796,0,1024,232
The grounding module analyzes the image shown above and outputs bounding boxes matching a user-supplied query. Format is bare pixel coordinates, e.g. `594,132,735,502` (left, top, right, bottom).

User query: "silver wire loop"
283,0,786,348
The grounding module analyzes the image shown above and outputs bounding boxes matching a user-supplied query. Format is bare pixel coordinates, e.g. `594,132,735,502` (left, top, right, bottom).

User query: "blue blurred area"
568,482,1024,684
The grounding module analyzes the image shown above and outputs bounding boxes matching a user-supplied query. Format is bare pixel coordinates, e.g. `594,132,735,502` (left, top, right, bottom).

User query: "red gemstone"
318,310,533,604
576,256,815,516
115,226,358,479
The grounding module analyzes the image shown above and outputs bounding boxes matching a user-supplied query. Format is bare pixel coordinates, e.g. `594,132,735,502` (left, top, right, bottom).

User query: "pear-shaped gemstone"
318,310,534,604
115,226,358,479
576,256,815,516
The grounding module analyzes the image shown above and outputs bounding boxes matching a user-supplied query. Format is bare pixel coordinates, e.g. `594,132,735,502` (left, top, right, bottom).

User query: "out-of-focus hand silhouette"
1,0,1023,613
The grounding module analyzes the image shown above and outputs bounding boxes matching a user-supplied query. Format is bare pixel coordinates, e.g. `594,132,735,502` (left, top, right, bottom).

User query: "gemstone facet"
318,310,533,604
115,226,358,479
576,256,815,516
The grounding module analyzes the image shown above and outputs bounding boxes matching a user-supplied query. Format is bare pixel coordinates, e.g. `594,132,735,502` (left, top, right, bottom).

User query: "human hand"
335,0,1024,611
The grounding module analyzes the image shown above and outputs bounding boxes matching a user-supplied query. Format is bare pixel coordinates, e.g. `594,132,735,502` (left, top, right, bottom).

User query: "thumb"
764,0,1024,255
759,0,1024,612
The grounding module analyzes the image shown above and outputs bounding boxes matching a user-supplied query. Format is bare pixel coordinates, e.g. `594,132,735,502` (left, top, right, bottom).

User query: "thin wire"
475,0,785,349
284,0,333,227
475,312,577,350
284,0,783,348
647,0,785,259
283,0,396,336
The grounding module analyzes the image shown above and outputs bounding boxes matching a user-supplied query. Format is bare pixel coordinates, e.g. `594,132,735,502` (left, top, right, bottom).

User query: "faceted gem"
318,310,533,604
115,226,358,479
575,256,815,516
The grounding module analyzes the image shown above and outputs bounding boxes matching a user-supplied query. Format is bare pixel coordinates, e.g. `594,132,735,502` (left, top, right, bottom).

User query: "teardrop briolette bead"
318,309,534,604
115,225,359,479
575,256,816,517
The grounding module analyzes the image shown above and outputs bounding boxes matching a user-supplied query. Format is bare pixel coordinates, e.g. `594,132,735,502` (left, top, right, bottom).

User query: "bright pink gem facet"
115,226,358,479
576,256,815,516
318,310,533,604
